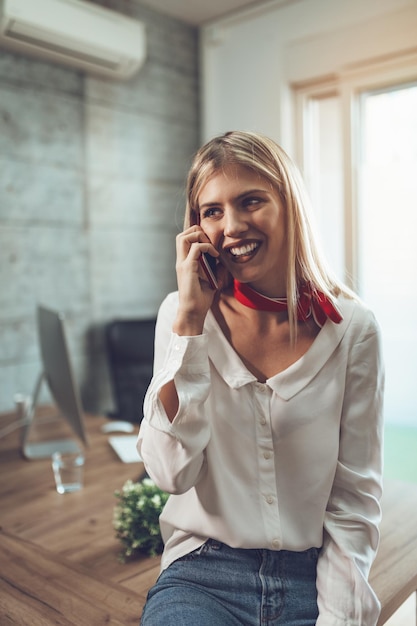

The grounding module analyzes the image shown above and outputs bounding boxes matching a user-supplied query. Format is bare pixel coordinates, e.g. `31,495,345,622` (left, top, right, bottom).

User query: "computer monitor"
20,305,88,460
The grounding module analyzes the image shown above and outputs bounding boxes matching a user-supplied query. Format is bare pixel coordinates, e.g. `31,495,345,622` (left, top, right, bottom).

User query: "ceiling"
134,0,267,26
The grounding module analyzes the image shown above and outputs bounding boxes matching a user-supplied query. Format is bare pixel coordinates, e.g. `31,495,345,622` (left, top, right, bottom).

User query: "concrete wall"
0,1,200,416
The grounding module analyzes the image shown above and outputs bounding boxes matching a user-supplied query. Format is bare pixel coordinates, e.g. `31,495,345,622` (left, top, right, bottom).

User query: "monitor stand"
17,373,82,460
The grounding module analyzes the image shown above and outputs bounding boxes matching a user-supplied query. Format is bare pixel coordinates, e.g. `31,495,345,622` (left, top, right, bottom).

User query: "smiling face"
197,164,288,297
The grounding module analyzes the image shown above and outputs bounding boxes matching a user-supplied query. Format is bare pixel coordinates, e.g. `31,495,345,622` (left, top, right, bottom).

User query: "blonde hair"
185,131,354,336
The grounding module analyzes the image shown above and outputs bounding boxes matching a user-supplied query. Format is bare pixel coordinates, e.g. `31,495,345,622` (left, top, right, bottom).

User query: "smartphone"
199,253,218,290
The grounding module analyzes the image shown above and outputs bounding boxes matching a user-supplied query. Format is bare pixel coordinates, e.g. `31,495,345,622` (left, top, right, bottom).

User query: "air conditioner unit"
0,0,146,79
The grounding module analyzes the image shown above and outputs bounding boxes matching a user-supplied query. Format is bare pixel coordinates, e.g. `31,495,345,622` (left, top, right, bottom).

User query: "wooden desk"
0,529,143,625
0,408,160,623
1,408,417,624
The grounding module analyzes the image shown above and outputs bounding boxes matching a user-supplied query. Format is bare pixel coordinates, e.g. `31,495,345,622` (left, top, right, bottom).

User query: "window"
298,91,345,281
295,59,417,426
358,83,417,426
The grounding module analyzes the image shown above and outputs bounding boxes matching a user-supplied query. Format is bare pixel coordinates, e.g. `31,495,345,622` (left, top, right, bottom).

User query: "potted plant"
113,478,168,560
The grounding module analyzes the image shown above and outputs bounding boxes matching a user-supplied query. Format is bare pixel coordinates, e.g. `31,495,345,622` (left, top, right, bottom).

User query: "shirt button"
260,418,266,426
266,495,274,504
263,451,271,459
272,539,281,548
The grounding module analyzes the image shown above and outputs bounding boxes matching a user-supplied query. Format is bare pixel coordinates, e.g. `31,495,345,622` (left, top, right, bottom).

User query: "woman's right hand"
173,225,220,336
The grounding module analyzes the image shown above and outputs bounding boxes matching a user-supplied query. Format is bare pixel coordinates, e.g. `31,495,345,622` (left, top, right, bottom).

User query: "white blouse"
138,291,384,626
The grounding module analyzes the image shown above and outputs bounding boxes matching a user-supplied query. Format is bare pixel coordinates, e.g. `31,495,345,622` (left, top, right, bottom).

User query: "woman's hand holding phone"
173,226,220,335
199,252,219,290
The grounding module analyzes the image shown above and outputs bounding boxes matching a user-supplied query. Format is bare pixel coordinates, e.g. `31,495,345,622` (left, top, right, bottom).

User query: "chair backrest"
105,319,156,423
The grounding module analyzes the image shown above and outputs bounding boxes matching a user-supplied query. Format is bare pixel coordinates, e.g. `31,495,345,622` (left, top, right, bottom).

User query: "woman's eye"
243,197,263,208
201,206,220,219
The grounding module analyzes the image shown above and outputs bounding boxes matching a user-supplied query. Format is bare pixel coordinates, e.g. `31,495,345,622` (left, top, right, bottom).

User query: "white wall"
201,0,417,153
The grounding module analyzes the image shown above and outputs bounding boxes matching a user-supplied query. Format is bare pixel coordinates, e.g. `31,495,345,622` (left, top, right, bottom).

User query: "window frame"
293,52,417,293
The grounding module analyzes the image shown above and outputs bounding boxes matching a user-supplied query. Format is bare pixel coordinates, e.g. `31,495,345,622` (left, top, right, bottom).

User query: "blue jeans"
140,539,319,625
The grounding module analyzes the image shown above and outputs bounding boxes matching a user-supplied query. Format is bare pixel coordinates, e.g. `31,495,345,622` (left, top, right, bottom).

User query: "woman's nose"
223,207,248,237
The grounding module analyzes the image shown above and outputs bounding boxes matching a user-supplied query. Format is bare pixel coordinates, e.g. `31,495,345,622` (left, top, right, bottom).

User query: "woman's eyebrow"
199,188,270,210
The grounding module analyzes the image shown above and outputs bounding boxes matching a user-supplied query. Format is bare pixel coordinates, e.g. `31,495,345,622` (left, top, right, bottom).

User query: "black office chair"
105,319,156,424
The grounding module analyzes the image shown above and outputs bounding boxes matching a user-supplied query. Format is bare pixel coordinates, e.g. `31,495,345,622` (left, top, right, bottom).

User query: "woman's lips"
225,241,260,263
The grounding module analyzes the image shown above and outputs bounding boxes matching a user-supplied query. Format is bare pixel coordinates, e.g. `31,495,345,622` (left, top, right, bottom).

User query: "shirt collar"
204,296,356,398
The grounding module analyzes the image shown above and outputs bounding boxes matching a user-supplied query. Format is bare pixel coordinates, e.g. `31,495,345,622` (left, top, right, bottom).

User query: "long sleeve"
138,292,212,494
316,313,384,625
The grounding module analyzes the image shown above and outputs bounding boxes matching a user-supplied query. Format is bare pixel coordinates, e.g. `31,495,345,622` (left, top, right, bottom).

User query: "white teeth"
229,242,258,257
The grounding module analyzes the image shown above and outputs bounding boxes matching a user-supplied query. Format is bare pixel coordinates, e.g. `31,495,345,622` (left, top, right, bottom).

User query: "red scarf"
233,280,343,328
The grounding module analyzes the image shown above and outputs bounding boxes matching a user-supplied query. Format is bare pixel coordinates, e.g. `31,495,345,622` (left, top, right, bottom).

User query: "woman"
138,131,384,625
